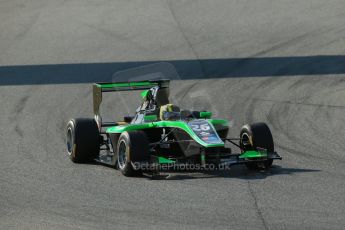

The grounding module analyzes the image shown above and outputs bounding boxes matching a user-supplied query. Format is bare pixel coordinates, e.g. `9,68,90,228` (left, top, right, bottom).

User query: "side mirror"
199,111,212,119
124,116,134,123
144,114,158,122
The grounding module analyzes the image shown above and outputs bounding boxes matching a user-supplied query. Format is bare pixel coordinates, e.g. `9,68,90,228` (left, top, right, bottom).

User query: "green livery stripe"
239,150,268,159
144,115,158,122
107,123,155,133
158,157,176,164
96,81,158,89
106,120,225,148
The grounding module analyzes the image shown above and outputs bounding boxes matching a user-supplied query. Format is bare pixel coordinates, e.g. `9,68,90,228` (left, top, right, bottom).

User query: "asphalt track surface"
1,1,345,229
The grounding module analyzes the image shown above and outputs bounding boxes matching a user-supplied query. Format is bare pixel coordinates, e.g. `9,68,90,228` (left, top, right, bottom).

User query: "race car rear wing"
93,80,170,126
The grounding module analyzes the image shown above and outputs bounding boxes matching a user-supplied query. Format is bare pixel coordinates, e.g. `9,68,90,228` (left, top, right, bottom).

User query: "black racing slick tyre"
240,122,274,170
66,118,100,163
116,131,149,177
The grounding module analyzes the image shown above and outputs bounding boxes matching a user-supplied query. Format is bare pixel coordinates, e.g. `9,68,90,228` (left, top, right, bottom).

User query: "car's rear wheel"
240,122,274,170
66,118,100,163
117,131,150,177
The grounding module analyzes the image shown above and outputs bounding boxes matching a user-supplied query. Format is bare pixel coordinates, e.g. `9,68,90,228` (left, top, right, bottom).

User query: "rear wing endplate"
93,80,170,126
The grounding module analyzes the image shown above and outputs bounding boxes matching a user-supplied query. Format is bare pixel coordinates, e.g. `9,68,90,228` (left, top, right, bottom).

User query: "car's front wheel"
240,122,274,170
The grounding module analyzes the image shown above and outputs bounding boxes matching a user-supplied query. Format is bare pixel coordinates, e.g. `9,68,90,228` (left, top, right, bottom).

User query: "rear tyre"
117,131,149,177
240,122,274,170
66,118,100,163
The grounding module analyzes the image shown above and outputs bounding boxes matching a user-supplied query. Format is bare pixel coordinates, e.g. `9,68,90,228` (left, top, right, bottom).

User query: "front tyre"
117,131,149,177
240,122,274,170
66,118,100,163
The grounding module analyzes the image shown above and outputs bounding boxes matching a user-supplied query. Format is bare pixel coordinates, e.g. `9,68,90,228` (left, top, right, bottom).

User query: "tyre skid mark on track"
165,0,208,79
266,103,281,134
241,92,270,230
11,86,48,164
271,104,310,156
43,111,51,164
244,98,257,124
304,109,331,148
14,124,24,137
242,95,345,165
11,86,36,137
269,99,345,164
277,144,345,165
236,96,345,110
247,181,269,230
13,95,29,137
13,95,29,115
250,29,323,58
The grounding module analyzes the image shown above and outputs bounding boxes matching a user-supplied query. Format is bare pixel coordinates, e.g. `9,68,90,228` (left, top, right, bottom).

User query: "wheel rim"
118,140,127,170
66,127,73,156
241,133,252,151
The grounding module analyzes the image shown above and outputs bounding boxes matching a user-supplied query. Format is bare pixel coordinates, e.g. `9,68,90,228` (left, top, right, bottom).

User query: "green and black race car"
66,79,281,177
